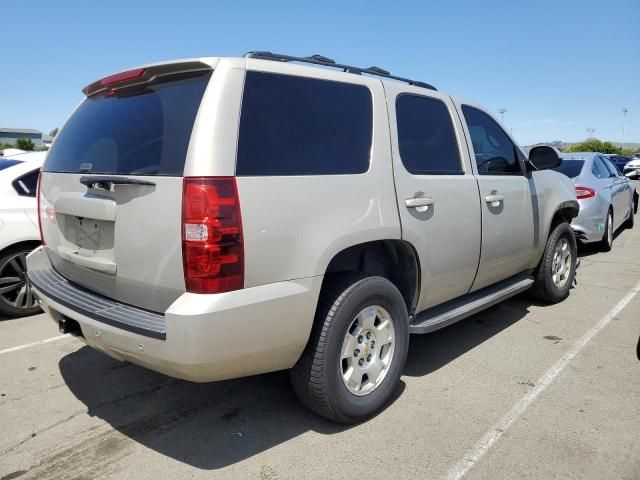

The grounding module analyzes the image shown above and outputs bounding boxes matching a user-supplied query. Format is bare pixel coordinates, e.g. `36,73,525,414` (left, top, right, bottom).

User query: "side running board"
410,274,534,334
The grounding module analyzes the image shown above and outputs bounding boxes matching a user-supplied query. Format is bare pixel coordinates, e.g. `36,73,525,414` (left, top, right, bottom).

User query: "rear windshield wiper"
79,176,156,190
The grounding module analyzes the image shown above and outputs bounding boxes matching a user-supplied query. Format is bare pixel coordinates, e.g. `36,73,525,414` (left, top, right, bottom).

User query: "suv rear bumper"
27,247,321,382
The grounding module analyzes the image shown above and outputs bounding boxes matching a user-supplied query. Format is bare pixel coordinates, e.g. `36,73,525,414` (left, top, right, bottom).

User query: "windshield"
553,159,585,178
44,71,211,176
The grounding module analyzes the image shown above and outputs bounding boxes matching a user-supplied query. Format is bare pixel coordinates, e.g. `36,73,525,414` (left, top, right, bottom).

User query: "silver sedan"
553,152,638,251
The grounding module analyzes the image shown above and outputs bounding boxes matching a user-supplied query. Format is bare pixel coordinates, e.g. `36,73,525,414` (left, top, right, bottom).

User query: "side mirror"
625,171,637,178
528,146,561,170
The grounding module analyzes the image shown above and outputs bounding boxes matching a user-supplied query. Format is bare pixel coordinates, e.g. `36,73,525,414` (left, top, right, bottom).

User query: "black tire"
0,245,42,318
625,199,635,229
599,209,613,252
290,273,409,424
530,222,577,304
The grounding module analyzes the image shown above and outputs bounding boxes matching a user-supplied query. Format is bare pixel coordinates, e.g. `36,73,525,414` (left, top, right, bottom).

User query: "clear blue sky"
2,0,639,146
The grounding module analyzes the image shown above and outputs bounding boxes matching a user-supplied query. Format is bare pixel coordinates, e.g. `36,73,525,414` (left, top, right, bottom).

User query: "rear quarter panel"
0,165,41,252
194,59,401,287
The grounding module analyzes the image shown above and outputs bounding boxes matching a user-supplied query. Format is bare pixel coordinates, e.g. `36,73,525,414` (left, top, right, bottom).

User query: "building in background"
0,128,44,147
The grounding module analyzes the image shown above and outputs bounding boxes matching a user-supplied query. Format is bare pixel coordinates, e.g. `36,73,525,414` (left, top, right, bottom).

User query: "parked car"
27,52,579,423
553,152,637,250
0,148,27,157
623,156,640,178
605,154,633,173
0,151,45,317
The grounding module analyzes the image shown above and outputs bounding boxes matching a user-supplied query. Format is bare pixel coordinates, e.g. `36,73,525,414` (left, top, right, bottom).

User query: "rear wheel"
599,209,613,251
530,222,577,304
625,198,635,229
290,274,409,424
0,246,42,318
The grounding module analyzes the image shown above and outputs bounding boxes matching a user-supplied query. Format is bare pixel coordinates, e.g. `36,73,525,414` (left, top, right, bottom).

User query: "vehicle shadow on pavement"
58,346,405,470
404,295,534,377
576,223,631,258
55,294,548,470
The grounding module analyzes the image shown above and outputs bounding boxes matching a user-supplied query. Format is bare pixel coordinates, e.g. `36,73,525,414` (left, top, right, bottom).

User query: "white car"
0,151,45,317
0,148,27,157
624,157,640,178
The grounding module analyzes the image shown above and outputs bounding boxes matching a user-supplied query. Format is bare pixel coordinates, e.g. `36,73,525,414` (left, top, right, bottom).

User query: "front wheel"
530,222,577,304
290,274,409,424
625,198,635,229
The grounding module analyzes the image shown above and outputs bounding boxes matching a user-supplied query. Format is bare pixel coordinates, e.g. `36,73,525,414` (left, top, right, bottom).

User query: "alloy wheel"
340,305,396,396
0,252,38,311
551,237,572,288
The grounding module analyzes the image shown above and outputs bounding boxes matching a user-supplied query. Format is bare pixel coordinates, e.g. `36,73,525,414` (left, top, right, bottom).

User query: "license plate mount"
74,217,101,251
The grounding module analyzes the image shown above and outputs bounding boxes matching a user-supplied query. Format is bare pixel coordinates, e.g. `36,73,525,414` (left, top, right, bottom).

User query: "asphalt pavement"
1,206,639,480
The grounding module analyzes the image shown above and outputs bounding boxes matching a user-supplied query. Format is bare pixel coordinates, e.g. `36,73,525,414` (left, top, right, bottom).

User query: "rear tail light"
36,171,45,245
575,186,595,200
182,177,244,294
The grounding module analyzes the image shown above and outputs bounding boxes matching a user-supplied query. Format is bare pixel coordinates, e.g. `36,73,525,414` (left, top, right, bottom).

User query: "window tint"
236,71,372,176
12,169,39,197
395,95,462,174
461,106,521,175
0,159,22,171
44,72,211,176
601,156,620,176
553,159,585,178
592,157,611,179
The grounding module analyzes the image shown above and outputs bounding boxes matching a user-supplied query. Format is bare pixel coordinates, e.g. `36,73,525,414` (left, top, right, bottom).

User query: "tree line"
564,139,640,157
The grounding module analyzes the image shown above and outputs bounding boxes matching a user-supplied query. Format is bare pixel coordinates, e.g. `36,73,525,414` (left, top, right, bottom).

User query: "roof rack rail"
244,51,437,91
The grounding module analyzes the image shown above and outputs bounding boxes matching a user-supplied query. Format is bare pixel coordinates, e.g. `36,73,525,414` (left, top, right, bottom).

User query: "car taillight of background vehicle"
36,171,45,245
575,186,595,200
182,177,244,294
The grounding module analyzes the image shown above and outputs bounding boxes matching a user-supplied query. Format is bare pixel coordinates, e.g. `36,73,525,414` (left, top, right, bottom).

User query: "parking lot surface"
2,209,640,479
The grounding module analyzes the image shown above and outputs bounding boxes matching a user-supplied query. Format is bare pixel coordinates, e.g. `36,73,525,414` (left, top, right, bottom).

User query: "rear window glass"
396,94,462,174
0,159,22,171
553,159,585,178
44,72,211,176
236,71,372,176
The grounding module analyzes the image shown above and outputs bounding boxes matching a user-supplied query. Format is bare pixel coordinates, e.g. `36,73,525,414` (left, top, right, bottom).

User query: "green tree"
620,148,640,157
49,128,59,137
16,138,35,151
564,139,621,154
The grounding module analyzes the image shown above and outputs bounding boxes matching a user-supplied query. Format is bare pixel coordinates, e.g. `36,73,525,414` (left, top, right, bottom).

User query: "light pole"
498,108,507,124
586,128,596,139
621,107,629,151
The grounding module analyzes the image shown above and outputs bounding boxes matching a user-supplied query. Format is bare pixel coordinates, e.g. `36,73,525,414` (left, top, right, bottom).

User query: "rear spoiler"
82,60,212,97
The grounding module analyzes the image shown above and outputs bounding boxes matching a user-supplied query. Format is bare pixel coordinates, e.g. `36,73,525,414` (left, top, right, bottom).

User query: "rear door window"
44,72,211,176
601,156,621,176
236,71,372,176
395,94,462,175
591,157,609,178
592,157,612,178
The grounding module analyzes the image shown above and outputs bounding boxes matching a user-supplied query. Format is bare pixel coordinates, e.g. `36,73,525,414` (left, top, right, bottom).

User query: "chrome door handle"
485,194,505,205
405,197,435,209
